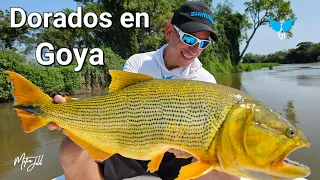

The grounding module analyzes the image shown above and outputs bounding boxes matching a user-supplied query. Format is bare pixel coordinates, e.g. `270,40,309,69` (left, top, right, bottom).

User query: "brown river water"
0,63,319,180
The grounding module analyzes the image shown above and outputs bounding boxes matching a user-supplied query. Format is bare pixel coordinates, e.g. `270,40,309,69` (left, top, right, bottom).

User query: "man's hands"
53,95,67,104
47,95,66,131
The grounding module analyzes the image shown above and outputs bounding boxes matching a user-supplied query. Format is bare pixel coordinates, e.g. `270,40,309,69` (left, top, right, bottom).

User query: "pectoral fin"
63,129,113,161
175,161,217,180
147,153,165,173
65,96,80,102
175,155,190,159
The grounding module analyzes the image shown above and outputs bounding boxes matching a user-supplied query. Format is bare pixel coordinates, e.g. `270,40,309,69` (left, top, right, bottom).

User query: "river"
0,63,319,180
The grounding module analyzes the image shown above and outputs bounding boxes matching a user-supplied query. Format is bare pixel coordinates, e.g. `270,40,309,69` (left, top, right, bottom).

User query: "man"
50,1,240,180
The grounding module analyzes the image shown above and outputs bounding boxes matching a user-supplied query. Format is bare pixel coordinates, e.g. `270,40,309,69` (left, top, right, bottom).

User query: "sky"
1,0,319,55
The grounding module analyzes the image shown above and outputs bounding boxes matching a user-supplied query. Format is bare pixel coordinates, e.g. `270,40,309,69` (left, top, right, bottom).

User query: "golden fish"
4,70,310,180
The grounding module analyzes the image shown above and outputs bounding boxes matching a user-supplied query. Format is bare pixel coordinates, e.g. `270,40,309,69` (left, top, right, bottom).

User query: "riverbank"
239,63,280,71
0,48,122,103
0,62,280,103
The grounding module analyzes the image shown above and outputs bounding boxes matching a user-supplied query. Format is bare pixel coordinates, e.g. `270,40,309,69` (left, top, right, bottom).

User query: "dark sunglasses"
173,25,211,49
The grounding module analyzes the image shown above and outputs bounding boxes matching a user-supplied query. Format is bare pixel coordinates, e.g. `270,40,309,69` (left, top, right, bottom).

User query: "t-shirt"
122,44,216,84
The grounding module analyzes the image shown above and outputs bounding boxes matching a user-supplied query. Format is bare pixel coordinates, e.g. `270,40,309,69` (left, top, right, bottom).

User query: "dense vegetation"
243,42,320,64
0,0,302,102
0,48,125,102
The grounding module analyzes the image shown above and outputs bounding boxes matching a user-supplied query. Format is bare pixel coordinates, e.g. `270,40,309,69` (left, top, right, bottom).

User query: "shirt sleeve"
122,55,140,73
205,76,217,84
198,69,217,84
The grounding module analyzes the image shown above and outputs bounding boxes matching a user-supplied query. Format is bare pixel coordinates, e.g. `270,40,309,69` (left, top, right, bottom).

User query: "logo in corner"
267,17,296,39
14,153,44,172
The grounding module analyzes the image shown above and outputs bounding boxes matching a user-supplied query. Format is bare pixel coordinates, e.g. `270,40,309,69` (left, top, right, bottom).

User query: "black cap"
171,1,218,42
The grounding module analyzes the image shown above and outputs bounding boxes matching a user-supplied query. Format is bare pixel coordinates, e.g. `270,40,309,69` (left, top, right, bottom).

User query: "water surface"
216,63,320,180
0,64,319,179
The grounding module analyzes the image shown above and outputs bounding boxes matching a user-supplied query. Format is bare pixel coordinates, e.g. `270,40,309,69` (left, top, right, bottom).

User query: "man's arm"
199,69,217,84
122,54,140,73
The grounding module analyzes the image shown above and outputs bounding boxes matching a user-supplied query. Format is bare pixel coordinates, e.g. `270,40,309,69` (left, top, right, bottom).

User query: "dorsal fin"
108,70,153,93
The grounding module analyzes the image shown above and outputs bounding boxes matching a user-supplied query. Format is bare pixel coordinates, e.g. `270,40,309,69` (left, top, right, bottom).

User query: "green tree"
200,1,255,74
304,43,320,63
267,50,287,63
0,9,32,51
242,41,320,64
242,53,255,63
240,0,295,62
214,2,251,65
36,13,78,50
26,8,82,64
72,0,186,59
296,42,314,51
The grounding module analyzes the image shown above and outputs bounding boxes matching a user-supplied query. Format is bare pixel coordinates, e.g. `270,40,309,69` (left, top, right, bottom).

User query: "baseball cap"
171,1,218,42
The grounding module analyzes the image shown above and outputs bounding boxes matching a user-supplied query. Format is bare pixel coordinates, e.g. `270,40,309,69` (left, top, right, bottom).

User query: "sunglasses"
173,25,211,49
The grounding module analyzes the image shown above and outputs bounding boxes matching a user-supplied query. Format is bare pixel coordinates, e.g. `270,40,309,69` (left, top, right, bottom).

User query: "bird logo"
267,17,296,33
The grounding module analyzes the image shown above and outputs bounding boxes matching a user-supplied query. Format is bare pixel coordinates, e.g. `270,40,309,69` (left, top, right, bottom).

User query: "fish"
3,70,311,180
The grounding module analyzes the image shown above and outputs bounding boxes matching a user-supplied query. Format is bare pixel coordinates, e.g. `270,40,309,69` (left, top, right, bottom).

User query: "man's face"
165,24,210,69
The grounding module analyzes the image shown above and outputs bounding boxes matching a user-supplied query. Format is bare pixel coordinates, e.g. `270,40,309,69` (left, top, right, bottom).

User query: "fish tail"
3,71,52,133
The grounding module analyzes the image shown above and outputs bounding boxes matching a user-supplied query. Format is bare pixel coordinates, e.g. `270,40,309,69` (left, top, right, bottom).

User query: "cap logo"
190,12,214,24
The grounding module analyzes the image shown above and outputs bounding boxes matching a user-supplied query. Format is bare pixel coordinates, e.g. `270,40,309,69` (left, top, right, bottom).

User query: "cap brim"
178,22,218,42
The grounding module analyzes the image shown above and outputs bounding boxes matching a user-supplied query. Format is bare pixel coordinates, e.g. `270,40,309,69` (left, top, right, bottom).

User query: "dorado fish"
4,70,310,180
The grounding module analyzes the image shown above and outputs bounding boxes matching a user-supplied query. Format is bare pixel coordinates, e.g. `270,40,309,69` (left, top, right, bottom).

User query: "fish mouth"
272,141,311,178
283,157,309,169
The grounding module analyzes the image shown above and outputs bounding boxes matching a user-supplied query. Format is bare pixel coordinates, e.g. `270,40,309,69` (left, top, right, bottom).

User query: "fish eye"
287,128,296,138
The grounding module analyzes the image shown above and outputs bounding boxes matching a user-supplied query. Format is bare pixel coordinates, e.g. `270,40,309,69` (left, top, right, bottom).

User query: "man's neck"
163,47,180,70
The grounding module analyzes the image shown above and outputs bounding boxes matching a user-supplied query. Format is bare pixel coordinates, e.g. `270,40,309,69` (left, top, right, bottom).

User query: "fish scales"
4,70,311,179
42,79,250,159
